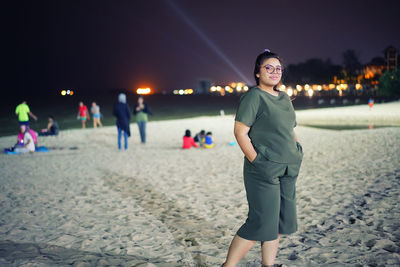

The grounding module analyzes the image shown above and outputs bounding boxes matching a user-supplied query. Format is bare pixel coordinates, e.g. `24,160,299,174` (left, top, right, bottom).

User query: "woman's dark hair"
200,130,205,135
185,129,191,137
206,131,212,135
254,50,282,90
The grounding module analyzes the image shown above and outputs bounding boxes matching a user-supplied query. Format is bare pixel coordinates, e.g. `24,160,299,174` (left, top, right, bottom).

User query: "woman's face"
138,98,143,104
257,57,282,87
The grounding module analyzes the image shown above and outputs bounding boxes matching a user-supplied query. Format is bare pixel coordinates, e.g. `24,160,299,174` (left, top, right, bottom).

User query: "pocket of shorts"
250,153,262,165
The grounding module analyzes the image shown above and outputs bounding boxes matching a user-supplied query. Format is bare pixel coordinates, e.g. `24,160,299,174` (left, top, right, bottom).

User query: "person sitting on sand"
14,124,35,153
39,116,59,136
193,130,206,147
203,131,215,149
182,129,198,149
18,126,38,145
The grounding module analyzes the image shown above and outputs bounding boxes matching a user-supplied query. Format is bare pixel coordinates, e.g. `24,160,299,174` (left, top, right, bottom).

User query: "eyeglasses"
263,64,283,74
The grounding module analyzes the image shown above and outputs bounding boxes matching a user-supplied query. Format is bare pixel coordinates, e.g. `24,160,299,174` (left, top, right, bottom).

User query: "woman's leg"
117,127,122,150
223,235,256,267
261,234,281,266
142,122,146,143
138,122,146,143
124,130,128,150
98,118,103,127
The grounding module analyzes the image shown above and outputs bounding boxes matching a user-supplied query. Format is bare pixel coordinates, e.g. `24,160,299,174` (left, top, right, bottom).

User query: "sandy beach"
1,102,400,266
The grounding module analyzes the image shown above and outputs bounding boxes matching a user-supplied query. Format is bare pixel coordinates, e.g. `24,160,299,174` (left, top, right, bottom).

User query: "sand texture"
1,102,399,266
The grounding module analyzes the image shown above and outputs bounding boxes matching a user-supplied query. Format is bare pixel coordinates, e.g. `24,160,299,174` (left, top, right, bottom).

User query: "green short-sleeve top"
235,87,303,163
15,103,30,122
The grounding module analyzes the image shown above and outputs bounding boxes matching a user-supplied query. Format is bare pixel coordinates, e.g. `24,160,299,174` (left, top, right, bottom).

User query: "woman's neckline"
255,87,282,98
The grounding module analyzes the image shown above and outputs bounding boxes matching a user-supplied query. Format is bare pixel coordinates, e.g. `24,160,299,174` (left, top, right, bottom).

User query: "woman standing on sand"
222,50,303,267
133,96,152,144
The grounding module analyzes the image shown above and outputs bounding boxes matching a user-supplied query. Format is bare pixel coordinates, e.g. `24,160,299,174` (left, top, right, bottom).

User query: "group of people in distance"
9,101,59,153
182,129,214,149
77,101,103,129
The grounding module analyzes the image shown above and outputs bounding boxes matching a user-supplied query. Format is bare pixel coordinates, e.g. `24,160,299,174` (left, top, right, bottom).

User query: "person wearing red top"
182,129,198,149
77,101,90,129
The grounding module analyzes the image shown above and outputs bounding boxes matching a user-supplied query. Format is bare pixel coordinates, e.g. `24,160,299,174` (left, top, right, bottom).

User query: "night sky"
7,0,400,94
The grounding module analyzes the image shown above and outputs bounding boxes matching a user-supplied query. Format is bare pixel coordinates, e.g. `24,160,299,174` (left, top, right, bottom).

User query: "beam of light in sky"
164,0,251,84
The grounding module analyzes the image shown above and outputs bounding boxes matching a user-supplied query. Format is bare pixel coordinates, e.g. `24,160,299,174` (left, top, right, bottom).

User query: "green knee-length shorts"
237,153,302,242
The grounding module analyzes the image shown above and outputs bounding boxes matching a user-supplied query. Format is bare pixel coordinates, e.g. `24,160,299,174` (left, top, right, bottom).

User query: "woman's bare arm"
234,121,258,162
294,130,299,142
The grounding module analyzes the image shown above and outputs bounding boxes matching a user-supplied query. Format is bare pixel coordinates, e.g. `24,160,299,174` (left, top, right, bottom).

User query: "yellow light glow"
179,89,184,95
70,90,74,95
216,86,222,91
185,89,193,94
287,88,293,96
230,82,237,88
236,85,242,92
137,88,151,95
296,85,302,91
355,84,362,90
307,89,314,97
317,85,322,91
225,86,230,91
61,90,66,96
210,86,217,92
173,90,178,94
305,84,310,90
336,85,341,90
244,86,249,91
280,84,286,90
329,84,336,90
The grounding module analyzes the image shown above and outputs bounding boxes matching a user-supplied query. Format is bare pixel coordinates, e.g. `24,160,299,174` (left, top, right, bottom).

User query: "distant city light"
60,89,75,96
307,89,314,97
137,88,151,95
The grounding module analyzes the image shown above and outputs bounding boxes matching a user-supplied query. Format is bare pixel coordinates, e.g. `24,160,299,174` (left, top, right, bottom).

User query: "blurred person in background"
15,100,37,125
133,96,152,144
113,93,131,150
91,102,103,128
